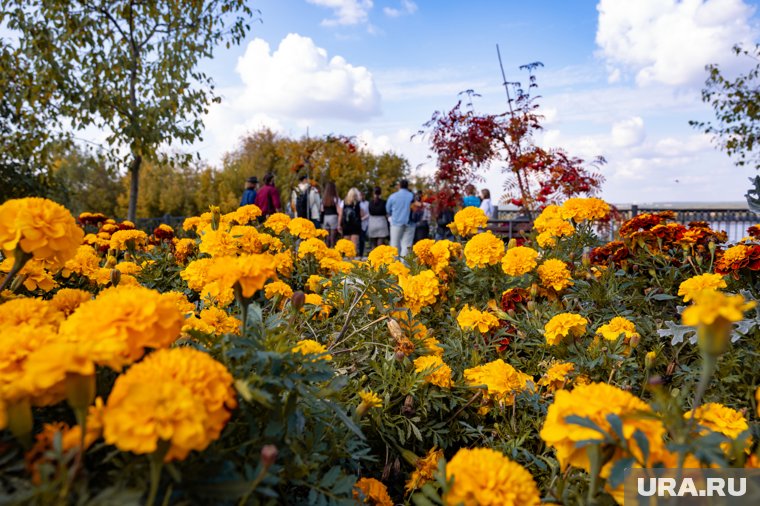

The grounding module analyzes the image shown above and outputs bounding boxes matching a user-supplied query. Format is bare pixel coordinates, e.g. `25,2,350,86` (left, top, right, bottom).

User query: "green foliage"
691,44,760,170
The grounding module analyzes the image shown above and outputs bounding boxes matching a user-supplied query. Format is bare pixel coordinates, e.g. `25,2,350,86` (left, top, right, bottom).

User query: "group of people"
240,174,494,258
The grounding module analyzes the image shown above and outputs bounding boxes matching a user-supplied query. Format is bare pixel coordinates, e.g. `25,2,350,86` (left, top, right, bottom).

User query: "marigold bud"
387,318,404,340
65,372,96,411
7,399,32,445
110,268,121,287
261,444,278,467
506,238,517,250
9,273,28,293
645,351,656,369
105,255,117,268
708,241,716,255
291,291,305,310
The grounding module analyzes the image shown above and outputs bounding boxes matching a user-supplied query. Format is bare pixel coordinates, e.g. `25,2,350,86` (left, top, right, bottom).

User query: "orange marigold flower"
353,477,392,506
537,258,573,291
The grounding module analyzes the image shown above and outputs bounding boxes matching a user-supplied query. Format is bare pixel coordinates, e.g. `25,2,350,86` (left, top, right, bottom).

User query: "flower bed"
1,197,759,505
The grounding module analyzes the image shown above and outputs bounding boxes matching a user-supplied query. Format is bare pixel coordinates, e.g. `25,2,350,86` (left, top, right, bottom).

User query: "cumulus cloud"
596,0,758,86
611,116,645,147
236,33,381,121
306,0,373,26
384,0,417,17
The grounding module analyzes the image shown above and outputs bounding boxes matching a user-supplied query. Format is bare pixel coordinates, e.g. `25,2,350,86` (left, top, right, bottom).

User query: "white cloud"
384,0,417,17
236,33,381,121
596,0,758,86
306,0,373,26
611,116,645,147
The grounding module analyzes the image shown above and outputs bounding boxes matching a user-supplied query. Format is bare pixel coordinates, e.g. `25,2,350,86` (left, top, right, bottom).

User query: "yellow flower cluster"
109,229,148,252
367,245,398,269
544,313,588,346
398,270,440,314
292,339,332,360
414,239,459,274
287,217,322,239
540,382,665,474
102,347,237,461
448,207,488,237
413,355,452,388
501,245,539,276
678,273,727,302
444,448,540,506
457,304,499,333
263,213,291,234
685,402,749,439
405,448,443,492
225,204,262,225
537,258,573,291
298,237,329,260
596,316,639,343
560,197,610,222
537,362,574,392
353,477,393,506
334,238,357,258
0,197,84,267
463,231,505,268
264,280,294,300
207,254,277,298
682,290,755,327
534,205,574,248
463,359,531,407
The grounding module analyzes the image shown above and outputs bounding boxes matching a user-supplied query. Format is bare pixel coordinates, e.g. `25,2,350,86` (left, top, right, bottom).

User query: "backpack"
342,204,360,228
295,188,309,219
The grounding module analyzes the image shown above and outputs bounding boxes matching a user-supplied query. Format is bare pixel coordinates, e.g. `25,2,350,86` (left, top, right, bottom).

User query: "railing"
490,205,759,243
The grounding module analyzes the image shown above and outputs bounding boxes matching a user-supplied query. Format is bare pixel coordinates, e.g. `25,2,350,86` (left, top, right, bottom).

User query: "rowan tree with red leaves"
420,64,605,218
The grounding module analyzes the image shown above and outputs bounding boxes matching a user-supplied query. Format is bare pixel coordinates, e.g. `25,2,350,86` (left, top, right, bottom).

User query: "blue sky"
194,0,760,204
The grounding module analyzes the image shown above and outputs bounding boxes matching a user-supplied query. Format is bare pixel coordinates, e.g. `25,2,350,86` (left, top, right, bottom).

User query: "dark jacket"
254,184,281,215
240,188,257,207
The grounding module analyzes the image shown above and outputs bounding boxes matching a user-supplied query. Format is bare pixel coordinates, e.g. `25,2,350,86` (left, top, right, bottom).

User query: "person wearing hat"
240,176,258,207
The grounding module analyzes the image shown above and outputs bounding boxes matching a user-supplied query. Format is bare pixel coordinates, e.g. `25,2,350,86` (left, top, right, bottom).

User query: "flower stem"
146,441,170,506
0,250,32,293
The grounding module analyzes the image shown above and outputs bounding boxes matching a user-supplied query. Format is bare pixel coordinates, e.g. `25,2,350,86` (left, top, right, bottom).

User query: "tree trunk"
127,154,142,222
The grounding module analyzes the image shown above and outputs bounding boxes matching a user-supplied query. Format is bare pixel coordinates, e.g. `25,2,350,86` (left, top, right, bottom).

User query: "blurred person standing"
240,176,258,207
462,184,481,208
254,173,281,219
338,187,364,253
367,186,389,248
386,179,415,257
479,188,494,219
412,190,431,244
322,181,340,247
291,174,321,228
359,190,370,257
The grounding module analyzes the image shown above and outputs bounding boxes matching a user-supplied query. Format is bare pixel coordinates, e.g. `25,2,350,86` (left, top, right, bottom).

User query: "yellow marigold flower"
413,355,452,388
685,402,749,439
292,339,332,360
540,382,665,474
501,245,539,276
114,261,141,276
229,225,265,254
423,336,444,356
303,293,331,318
367,245,398,269
173,238,197,264
182,216,202,232
537,258,573,291
264,280,294,300
226,204,262,225
109,229,148,252
199,306,241,335
464,231,505,268
413,239,435,264
353,477,392,506
533,205,563,232
427,240,457,274
457,304,499,333
120,220,136,229
17,341,98,404
199,229,239,257
334,238,357,258
162,291,196,317
596,316,639,343
682,290,755,327
58,285,184,370
0,323,62,405
207,254,277,298
358,390,382,409
0,297,63,330
297,237,329,260
678,273,728,302
102,347,236,462
263,213,291,235
273,251,294,277
398,270,440,314
306,274,328,293
50,288,91,316
287,217,319,239
405,448,443,493
1,257,58,292
560,197,610,222
537,362,575,392
181,258,215,292
387,260,410,278
463,359,531,406
448,207,488,237
544,313,588,346
0,197,84,267
444,448,540,506
61,245,101,278
534,205,575,247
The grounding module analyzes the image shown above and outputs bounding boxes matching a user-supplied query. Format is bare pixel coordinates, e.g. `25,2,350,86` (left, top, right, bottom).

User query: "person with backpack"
386,179,415,257
367,186,389,249
338,187,365,254
322,181,340,247
291,174,321,228
253,173,281,220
